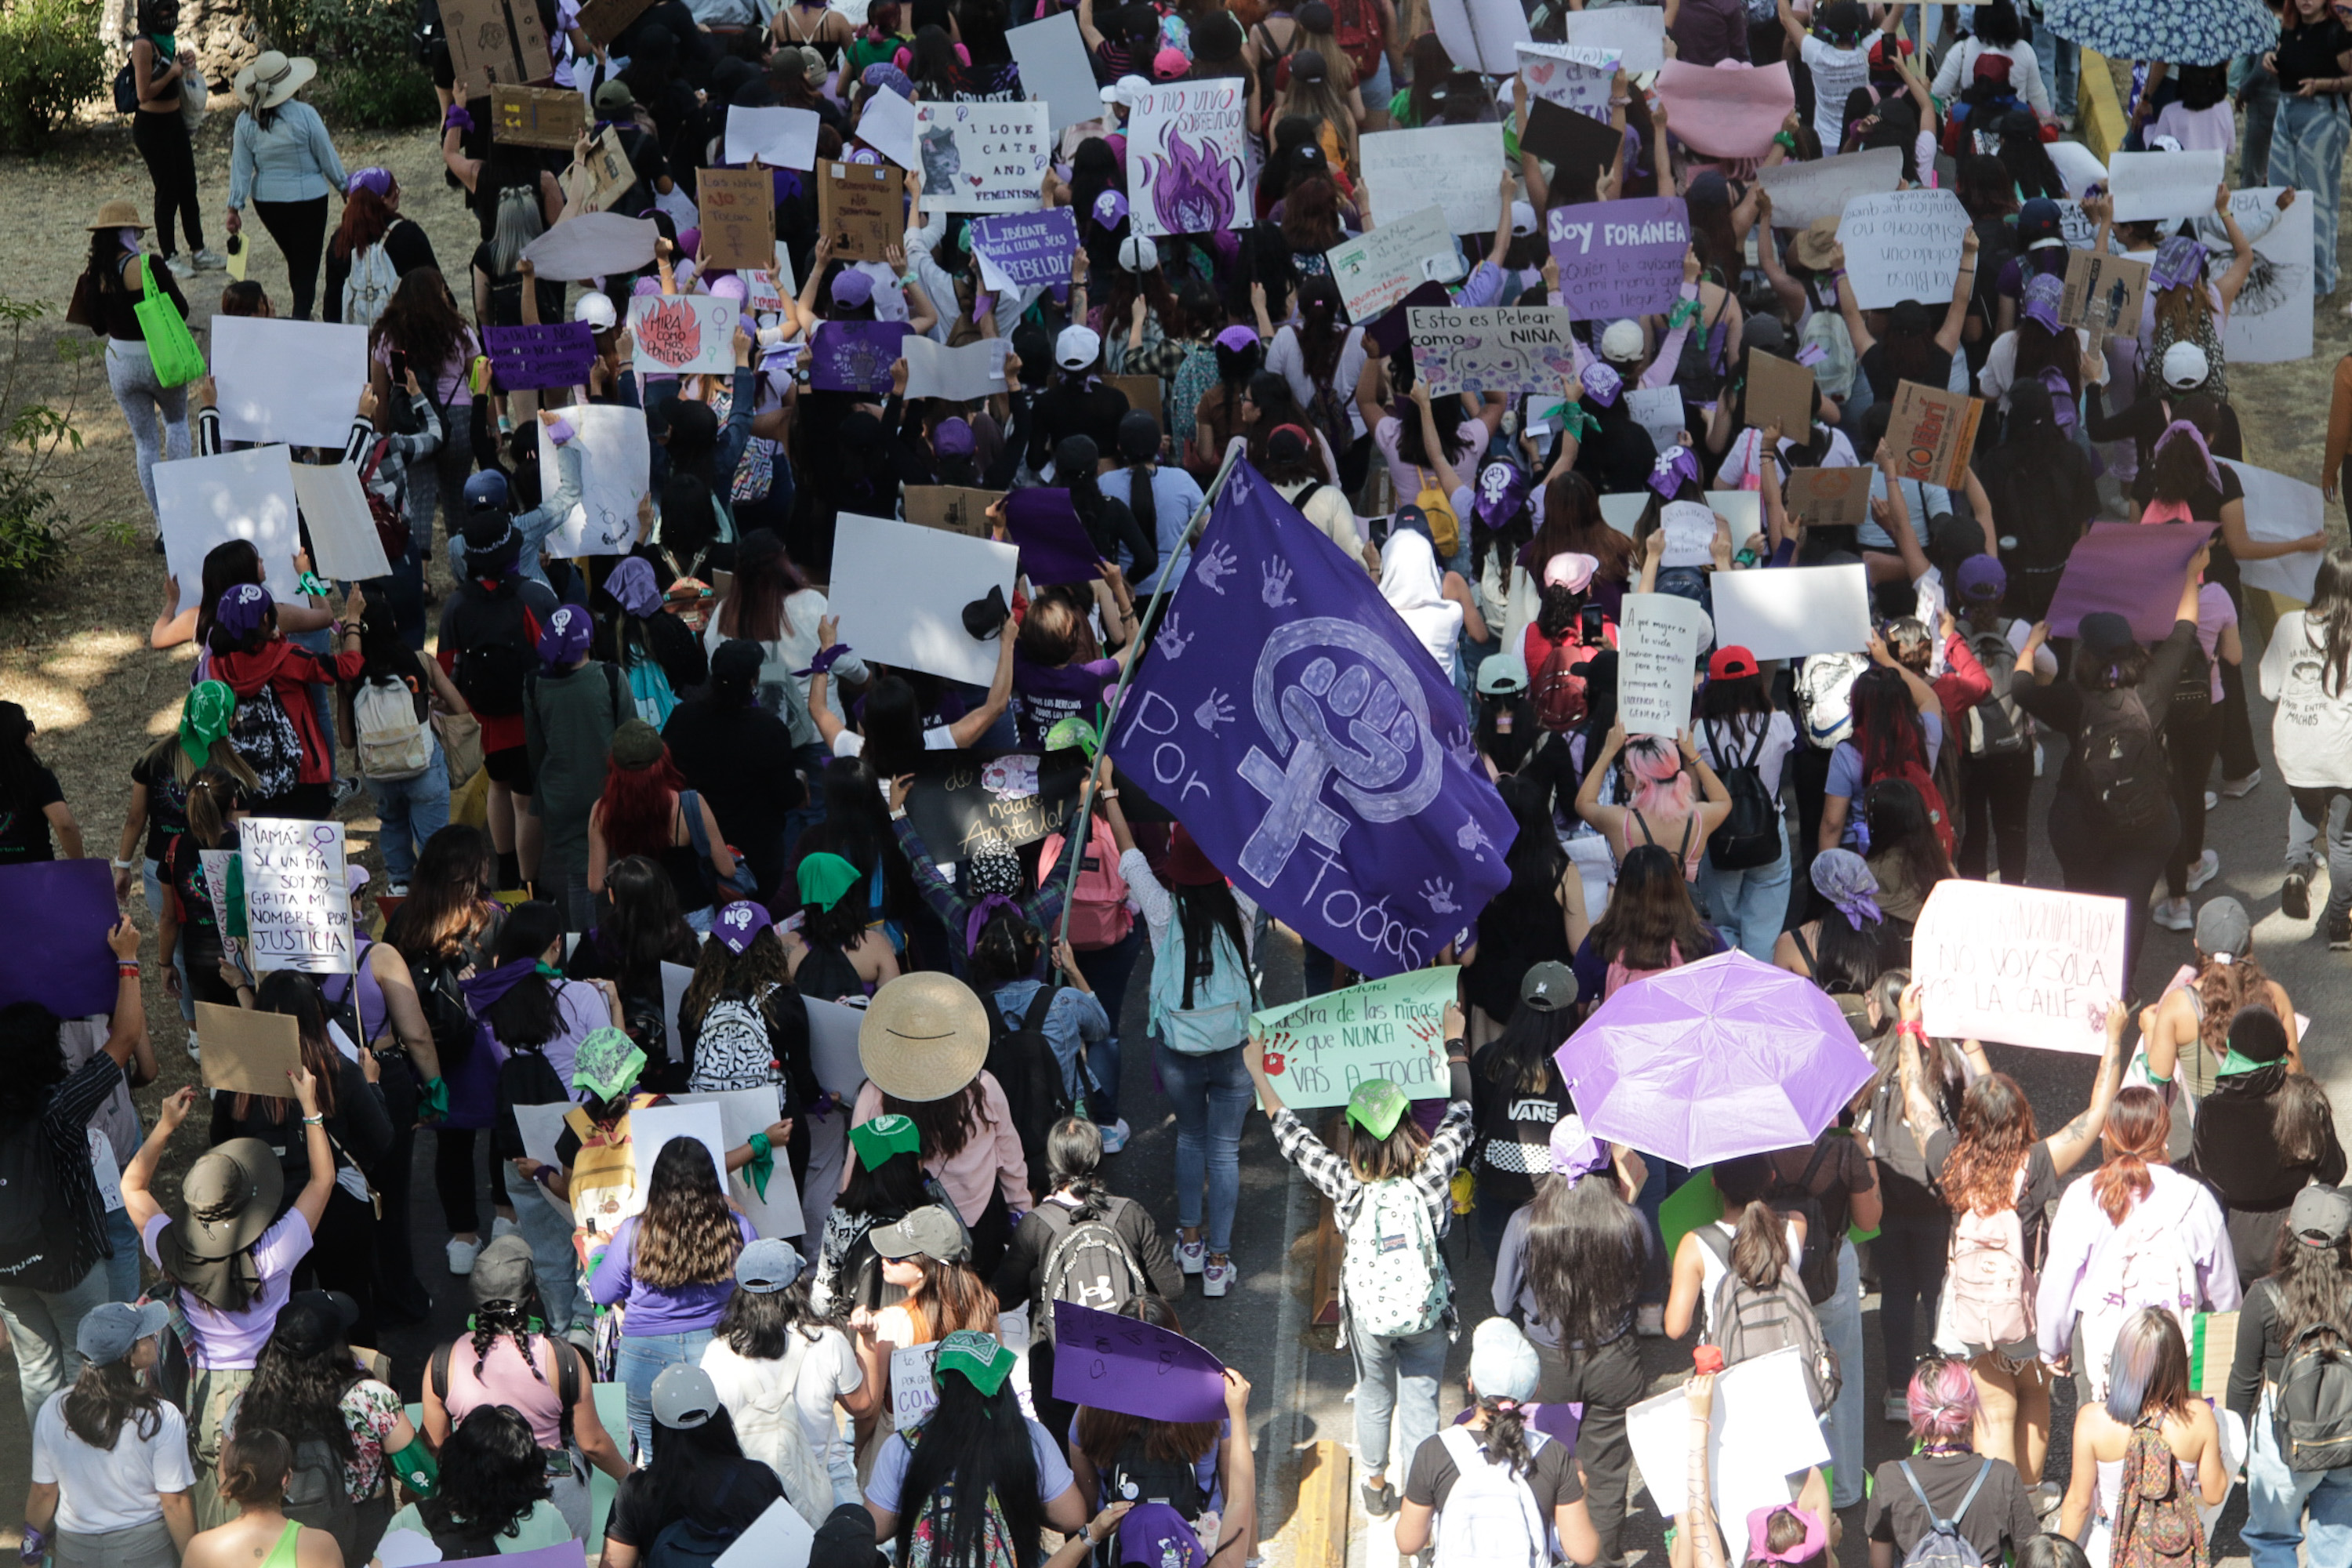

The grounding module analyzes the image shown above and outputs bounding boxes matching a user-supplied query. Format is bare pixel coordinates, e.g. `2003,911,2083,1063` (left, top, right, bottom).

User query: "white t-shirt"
1715,425,1857,492
866,1414,1076,1517
1695,711,1797,798
2260,611,2352,789
31,1391,193,1534
702,1327,865,1507
1267,325,1371,440
1800,35,1871,152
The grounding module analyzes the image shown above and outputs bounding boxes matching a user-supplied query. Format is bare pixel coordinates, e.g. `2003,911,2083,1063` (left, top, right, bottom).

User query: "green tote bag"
134,255,205,387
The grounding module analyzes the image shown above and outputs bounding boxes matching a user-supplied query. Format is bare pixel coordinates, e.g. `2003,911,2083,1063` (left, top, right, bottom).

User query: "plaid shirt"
1271,1098,1472,1345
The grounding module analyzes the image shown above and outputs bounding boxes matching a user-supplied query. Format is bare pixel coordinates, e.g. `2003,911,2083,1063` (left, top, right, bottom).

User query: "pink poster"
1655,60,1795,160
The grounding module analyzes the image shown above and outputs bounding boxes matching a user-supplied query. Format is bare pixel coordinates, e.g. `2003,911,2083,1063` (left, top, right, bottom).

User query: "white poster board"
724,105,821,169
1626,387,1685,452
1912,880,2129,1054
2049,140,2109,201
1429,0,1532,74
619,1102,730,1217
1007,13,1101,132
660,959,695,1063
290,461,391,583
2220,187,2314,366
239,817,354,975
513,1099,573,1171
714,1497,817,1568
1515,43,1621,118
1657,499,1717,569
1617,591,1708,736
1325,205,1455,321
1710,490,1761,544
1757,147,1902,228
675,1086,804,1239
2107,149,2225,223
827,513,1019,686
2221,458,2324,603
211,316,369,448
627,292,739,376
914,102,1053,212
1559,5,1664,72
1625,1347,1829,1525
524,212,660,281
904,336,1012,401
1709,564,1871,661
1836,190,1970,310
804,996,869,1098
858,85,920,172
892,1341,942,1429
1360,124,1507,236
539,404,652,557
154,445,302,608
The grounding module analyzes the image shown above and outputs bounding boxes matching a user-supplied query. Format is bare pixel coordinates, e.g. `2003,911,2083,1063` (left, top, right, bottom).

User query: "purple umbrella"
1552,950,1874,1167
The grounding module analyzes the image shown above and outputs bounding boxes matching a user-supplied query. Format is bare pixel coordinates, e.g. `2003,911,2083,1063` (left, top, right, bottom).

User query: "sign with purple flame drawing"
1127,82,1254,240
913,101,1052,213
1106,462,1515,978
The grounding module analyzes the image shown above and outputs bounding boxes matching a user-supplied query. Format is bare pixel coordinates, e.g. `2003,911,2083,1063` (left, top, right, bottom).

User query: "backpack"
0,1120,71,1291
907,1477,1020,1568
1768,1144,1841,1307
688,989,776,1094
2110,1417,2208,1568
1251,20,1299,111
682,789,759,904
2172,639,2213,724
2075,1189,2201,1403
1896,1458,1993,1568
1945,1171,2037,1351
1098,1427,1207,1523
1796,652,1867,750
1865,756,1958,861
354,674,432,782
1145,917,1255,1056
1411,468,1463,557
452,597,541,717
2274,1318,2352,1472
1305,377,1355,460
1341,1178,1448,1339
793,941,867,1004
647,1468,756,1568
1704,717,1780,870
1696,1226,1841,1414
1037,816,1134,950
408,950,480,1074
1674,292,1732,402
495,1042,571,1163
2075,687,2172,835
1530,635,1594,733
114,59,143,114
626,652,679,727
1429,1425,1552,1568
1328,0,1387,91
986,985,1073,1186
227,681,305,803
356,437,414,563
282,1434,365,1568
343,241,400,331
1038,1203,1148,1334
1964,630,2030,758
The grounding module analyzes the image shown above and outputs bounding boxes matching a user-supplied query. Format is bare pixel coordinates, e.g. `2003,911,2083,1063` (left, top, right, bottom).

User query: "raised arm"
1938,228,1980,354
2045,998,2130,1176
2212,183,2261,310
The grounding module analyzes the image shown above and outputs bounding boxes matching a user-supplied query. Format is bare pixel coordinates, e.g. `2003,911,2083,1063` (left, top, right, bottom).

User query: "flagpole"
1049,441,1249,978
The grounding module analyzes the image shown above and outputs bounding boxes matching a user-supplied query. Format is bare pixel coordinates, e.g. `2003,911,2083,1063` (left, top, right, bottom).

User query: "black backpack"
2275,1319,2352,1472
452,595,540,717
2172,640,2214,724
0,1117,71,1292
1703,718,1780,870
408,950,480,1073
987,986,1074,1186
1037,1200,1148,1339
494,1043,571,1161
1098,1429,1206,1542
227,681,306,804
2075,687,2170,833
1964,629,2030,758
283,1434,365,1567
1767,1143,1842,1307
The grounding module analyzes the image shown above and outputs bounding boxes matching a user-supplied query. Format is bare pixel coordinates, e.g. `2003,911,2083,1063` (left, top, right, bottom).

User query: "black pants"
434,1126,513,1236
291,1185,379,1349
252,194,331,321
370,1053,433,1322
2166,702,2221,895
132,110,204,257
2049,796,2178,999
2216,654,2259,782
1871,1210,1950,1394
1029,1340,1076,1464
1533,1333,1645,1564
1958,750,2034,886
1788,745,1835,902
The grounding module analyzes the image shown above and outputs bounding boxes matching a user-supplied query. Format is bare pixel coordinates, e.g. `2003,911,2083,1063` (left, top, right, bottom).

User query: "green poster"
1247,967,1459,1109
1658,1167,1722,1263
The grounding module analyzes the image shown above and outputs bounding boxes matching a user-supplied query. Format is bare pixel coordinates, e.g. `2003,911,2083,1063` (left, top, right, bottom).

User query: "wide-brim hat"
1788,216,1841,271
860,973,990,1102
87,198,148,232
234,50,318,110
180,1138,285,1258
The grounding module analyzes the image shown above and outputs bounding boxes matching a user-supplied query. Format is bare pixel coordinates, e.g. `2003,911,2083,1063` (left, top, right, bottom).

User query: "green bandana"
935,1328,1016,1396
1556,404,1600,441
2215,1045,2281,1078
1345,1078,1409,1142
1046,715,1099,759
797,851,862,913
180,681,235,770
1667,297,1703,332
745,1131,774,1201
850,1112,922,1171
572,1027,645,1102
535,960,564,978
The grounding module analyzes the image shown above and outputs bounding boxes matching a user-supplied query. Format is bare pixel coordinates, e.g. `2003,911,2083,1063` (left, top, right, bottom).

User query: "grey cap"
651,1363,722,1429
1521,960,1577,1013
736,1237,806,1294
2196,895,2252,961
869,1203,971,1264
1467,1317,1541,1403
77,1300,169,1367
2292,1185,2352,1248
470,1233,538,1308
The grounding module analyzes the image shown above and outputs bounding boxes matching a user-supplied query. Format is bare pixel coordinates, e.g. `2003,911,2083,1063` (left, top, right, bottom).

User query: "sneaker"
2205,790,2219,811
2222,768,2263,799
447,1236,481,1275
2153,897,2193,932
2187,848,2220,893
163,253,194,279
1202,1256,1236,1297
2030,1481,2063,1516
192,247,227,270
1636,1302,1666,1338
2285,870,2314,921
185,1030,200,1062
331,776,365,808
1882,1391,1909,1422
386,880,410,898
2330,916,2352,952
492,1215,523,1240
1175,1238,1205,1276
1098,1118,1130,1155
1360,1479,1399,1518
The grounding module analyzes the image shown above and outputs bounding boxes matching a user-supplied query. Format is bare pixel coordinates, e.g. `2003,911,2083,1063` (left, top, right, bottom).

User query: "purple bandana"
1648,444,1700,499
2153,419,2221,490
1474,460,1531,532
216,583,272,640
2151,234,2206,292
1581,361,1624,408
714,900,773,953
2019,272,2064,333
1809,848,1882,931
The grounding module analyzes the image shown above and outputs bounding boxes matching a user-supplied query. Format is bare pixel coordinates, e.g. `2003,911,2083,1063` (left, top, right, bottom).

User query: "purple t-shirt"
142,1209,314,1370
589,1210,759,1335
1011,655,1120,748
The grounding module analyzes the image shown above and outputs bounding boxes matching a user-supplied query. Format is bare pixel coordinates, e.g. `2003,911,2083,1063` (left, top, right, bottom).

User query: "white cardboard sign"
904,336,1011,401
290,461,391,583
1617,591,1708,737
2222,458,2324,603
1625,1346,1829,1525
1912,880,2129,1054
1430,0,1533,74
1007,13,1101,132
539,404,651,557
1325,205,1455,321
1757,147,1902,229
1516,43,1620,118
660,959,694,1063
239,818,354,975
2221,187,2314,367
674,1086,804,1239
1559,5,1664,72
1708,564,1871,662
714,1497,818,1568
915,101,1053,212
523,212,661,280
1125,82,1254,239
858,85,921,172
724,105,822,169
2107,149,2226,223
1626,387,1685,452
1836,189,1971,311
1360,124,1507,236
827,513,1020,687
804,995,869,1098
891,1341,942,1429
211,316,369,448
619,1102,729,1218
154,445,303,610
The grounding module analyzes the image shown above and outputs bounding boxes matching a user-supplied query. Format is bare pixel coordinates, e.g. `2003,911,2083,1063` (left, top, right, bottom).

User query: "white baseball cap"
1118,234,1160,272
2162,341,2210,390
1056,325,1102,371
1599,318,1645,361
574,292,618,329
1509,200,1537,238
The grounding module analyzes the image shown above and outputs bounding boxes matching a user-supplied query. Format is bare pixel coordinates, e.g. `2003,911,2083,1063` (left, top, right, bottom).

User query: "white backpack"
1796,652,1868,751
1341,1178,1446,1340
343,240,398,330
2074,1181,2201,1402
688,989,777,1094
1431,1425,1551,1568
353,677,431,781
1945,1174,2036,1351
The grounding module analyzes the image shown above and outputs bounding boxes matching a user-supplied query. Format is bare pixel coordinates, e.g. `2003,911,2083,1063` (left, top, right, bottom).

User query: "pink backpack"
1947,1166,2037,1349
1037,815,1134,951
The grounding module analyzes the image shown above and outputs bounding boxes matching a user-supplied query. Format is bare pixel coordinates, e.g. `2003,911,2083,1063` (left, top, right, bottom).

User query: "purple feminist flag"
968,209,1080,289
1546,195,1690,320
1005,488,1100,586
483,322,598,392
1052,1301,1228,1423
0,859,124,1019
1107,463,1515,977
808,320,912,394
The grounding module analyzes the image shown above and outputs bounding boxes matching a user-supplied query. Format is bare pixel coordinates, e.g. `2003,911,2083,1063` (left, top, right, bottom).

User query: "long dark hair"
1478,999,1574,1096
884,1082,986,1164
387,825,495,963
590,856,699,998
895,1359,1049,1567
370,267,468,382
1994,108,2064,198
1586,845,1711,971
717,1270,830,1358
1862,778,1953,895
1521,1168,1646,1345
1043,1116,1110,1219
634,1137,743,1290
483,899,567,1050
424,1405,551,1544
716,528,810,641
2274,1222,2352,1348
85,227,136,297
245,971,341,1122
0,703,50,816
636,1403,754,1532
1171,877,1252,1011
63,1355,165,1451
238,1313,364,1475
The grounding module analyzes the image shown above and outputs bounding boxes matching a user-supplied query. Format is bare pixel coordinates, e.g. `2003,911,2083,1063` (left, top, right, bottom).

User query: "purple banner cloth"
0,860,120,1019
1545,195,1691,320
969,209,1080,288
2045,521,2216,643
1105,462,1515,978
483,322,598,391
1051,1301,1229,1423
808,320,913,394
439,1542,586,1568
1004,488,1102,586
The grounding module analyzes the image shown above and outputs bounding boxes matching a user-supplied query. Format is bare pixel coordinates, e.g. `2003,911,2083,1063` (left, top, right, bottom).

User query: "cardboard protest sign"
1126,82,1253,238
968,209,1079,290
1710,564,1871,661
1756,147,1903,228
2223,186,2314,366
1912,880,2129,1053
1546,197,1690,319
1516,42,1620,118
2222,459,2325,603
903,485,1003,537
1430,0,1530,73
196,1002,305,1099
903,336,1010,401
723,105,820,170
1051,1301,1229,1422
1744,350,1815,436
491,84,585,150
914,102,1052,212
2107,149,2225,223
828,514,1019,686
564,127,637,215
696,167,777,270
1518,98,1623,194
712,1500,813,1568
289,461,390,583
2060,250,2151,339
891,1343,942,1429
1246,967,1458,1109
802,996,869,1098
212,316,368,448
539,404,652,556
1559,5,1664,71
1360,124,1506,235
439,0,551,93
240,818,353,975
1617,592,1707,737
1784,466,1873,529
483,322,597,392
818,160,905,262
2046,521,2215,642
1007,13,1102,131
1836,190,1970,310
0,861,121,1018
1406,307,1578,396
904,747,1087,856
808,321,913,394
523,212,659,281
577,0,655,46
1626,1346,1828,1524
1882,379,1984,492
627,292,739,377
1655,60,1793,159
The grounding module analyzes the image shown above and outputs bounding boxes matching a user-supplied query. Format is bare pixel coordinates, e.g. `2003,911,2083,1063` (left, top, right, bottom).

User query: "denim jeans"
2288,786,2352,924
615,1327,716,1463
1154,1040,1252,1254
1350,1320,1447,1479
1817,1240,1866,1508
104,338,191,528
1074,925,1144,1127
2246,1388,2352,1568
2271,96,2352,295
143,858,195,1023
2236,54,2283,188
1697,816,1792,960
368,739,452,883
0,1261,114,1432
101,1208,141,1305
2031,18,2078,121
516,1185,578,1334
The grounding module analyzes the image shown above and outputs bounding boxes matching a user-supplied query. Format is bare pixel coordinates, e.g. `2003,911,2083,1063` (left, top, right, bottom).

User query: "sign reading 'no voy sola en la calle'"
1912,880,2127,1054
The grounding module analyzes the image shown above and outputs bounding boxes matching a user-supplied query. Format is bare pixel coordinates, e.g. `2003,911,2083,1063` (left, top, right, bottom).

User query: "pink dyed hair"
1623,735,1696,820
1907,1357,1978,1443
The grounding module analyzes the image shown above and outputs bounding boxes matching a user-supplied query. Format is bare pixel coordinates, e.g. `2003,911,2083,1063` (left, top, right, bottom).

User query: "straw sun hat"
86,198,148,231
234,50,318,110
859,972,990,1102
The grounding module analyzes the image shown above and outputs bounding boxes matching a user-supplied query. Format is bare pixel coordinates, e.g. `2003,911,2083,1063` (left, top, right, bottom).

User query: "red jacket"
210,640,366,786
1929,630,1992,739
